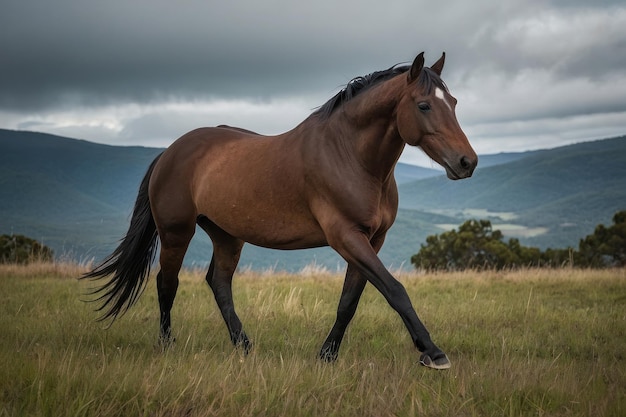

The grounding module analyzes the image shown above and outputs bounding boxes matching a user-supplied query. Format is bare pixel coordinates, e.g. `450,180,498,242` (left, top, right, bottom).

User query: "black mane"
314,65,448,119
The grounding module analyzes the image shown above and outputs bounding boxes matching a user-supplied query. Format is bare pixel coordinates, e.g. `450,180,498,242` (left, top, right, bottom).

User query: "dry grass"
0,260,87,279
1,263,625,416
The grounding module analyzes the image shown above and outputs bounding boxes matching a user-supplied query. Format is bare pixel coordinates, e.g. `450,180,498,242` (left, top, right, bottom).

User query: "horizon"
1,127,623,169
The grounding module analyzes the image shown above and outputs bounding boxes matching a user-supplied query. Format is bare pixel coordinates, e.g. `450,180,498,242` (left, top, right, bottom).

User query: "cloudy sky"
1,0,625,166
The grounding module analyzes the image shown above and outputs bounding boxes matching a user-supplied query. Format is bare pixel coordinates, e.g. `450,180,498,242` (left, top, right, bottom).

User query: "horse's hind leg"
198,217,250,353
319,265,367,361
156,225,195,347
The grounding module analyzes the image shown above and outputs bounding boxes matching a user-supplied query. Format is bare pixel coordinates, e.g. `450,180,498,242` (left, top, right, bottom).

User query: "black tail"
82,153,163,322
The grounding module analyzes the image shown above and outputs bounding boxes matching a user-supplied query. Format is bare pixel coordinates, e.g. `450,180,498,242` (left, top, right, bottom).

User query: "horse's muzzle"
445,155,477,180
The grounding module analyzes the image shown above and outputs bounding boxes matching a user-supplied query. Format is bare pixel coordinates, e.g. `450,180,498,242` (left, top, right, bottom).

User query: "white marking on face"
435,87,452,112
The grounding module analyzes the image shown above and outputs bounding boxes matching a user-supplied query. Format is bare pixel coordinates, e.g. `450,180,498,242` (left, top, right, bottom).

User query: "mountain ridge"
1,128,624,270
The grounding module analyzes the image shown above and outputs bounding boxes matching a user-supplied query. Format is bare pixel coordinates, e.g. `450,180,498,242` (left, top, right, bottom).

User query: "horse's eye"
418,102,431,112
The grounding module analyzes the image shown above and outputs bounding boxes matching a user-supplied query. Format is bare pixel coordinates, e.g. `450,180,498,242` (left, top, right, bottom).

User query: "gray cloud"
1,1,414,108
1,0,625,163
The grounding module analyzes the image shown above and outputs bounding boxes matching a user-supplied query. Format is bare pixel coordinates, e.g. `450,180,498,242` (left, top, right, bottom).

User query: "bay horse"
83,52,477,369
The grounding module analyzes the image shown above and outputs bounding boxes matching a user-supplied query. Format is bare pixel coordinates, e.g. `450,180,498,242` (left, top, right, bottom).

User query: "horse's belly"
246,229,329,250
217,212,328,250
199,196,328,250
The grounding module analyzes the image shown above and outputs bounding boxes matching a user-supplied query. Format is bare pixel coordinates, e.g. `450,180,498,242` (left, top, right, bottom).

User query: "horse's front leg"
329,229,451,369
319,232,389,361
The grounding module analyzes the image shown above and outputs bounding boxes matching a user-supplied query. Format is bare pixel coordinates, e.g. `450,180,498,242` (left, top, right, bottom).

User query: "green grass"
1,263,625,416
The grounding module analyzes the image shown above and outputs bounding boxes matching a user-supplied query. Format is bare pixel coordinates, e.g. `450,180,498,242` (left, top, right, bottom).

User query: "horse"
83,52,477,370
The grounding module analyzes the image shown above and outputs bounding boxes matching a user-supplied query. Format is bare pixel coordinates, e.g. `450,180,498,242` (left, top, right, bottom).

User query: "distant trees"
0,234,53,264
576,211,626,267
411,210,626,270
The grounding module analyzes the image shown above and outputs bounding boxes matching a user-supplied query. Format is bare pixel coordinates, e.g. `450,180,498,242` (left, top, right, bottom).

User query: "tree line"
411,210,626,270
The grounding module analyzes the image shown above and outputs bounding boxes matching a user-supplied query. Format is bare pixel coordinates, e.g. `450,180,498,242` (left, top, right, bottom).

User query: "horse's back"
149,127,249,196
149,127,326,249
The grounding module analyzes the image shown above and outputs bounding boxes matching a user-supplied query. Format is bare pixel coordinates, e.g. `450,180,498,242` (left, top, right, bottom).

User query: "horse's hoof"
318,343,340,362
419,352,451,370
238,339,253,356
319,349,338,363
158,336,176,351
233,332,252,355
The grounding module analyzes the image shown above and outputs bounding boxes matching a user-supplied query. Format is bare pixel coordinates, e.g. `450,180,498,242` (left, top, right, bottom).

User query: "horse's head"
396,52,477,180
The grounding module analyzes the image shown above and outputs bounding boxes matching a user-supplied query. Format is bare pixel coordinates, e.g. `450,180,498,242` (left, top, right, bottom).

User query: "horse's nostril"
460,156,471,170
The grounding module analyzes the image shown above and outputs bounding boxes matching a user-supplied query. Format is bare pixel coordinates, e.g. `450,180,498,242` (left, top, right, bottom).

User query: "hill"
1,129,625,270
398,136,626,249
0,129,444,270
393,162,441,183
0,130,163,258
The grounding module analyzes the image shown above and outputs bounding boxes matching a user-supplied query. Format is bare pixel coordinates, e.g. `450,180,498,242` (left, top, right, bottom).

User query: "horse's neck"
328,78,406,183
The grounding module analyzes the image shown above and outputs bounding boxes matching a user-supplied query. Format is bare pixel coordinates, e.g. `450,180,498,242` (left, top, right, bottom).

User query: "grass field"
1,263,624,416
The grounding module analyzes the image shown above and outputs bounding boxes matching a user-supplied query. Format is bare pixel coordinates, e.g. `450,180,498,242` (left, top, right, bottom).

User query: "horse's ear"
408,52,425,83
430,52,446,76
